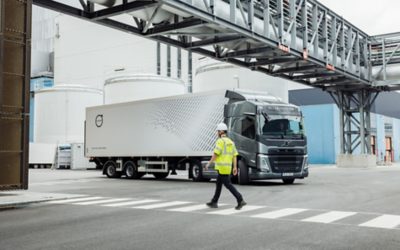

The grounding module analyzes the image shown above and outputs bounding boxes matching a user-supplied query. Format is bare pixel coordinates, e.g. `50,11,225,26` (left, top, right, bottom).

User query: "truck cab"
205,90,309,184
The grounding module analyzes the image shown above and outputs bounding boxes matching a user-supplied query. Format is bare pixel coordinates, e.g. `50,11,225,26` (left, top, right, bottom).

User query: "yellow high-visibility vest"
213,136,239,175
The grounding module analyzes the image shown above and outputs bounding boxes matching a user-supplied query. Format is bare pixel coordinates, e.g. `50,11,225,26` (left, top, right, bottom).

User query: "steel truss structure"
32,0,400,155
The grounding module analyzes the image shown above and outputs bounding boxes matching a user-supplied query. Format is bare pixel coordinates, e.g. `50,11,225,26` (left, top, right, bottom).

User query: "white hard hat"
217,123,228,131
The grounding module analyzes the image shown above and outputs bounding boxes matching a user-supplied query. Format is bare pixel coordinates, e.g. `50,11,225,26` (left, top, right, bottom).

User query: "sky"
318,0,400,35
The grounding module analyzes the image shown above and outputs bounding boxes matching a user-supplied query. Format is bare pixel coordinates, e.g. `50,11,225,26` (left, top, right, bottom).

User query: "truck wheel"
190,162,203,182
190,162,210,182
124,161,144,179
153,173,169,179
238,160,249,185
104,161,121,178
282,178,295,184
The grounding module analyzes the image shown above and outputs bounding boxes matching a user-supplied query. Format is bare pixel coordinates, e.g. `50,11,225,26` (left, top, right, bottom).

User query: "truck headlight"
257,154,270,172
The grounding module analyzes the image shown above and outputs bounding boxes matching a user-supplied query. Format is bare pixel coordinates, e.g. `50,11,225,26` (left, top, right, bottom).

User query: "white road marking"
359,215,400,229
74,198,132,205
102,199,161,207
168,203,227,212
168,204,211,212
133,201,192,209
30,179,102,187
46,196,104,204
302,211,357,223
208,205,265,215
252,208,308,219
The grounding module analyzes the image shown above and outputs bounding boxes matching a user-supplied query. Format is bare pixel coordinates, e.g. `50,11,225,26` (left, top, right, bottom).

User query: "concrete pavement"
1,165,400,249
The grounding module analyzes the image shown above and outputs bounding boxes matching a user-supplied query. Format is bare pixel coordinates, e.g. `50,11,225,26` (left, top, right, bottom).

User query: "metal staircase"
33,0,400,155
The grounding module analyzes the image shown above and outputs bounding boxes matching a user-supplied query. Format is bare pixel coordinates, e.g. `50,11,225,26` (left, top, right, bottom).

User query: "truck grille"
268,156,303,173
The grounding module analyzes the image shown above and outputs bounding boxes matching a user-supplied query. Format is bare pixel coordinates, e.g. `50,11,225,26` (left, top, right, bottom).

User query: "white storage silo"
104,74,185,104
194,59,292,102
34,85,103,144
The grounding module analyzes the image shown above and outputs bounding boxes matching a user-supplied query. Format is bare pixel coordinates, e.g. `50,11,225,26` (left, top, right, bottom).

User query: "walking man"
205,123,246,210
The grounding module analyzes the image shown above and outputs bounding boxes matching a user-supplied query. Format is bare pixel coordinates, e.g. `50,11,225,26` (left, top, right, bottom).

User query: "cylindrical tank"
104,74,185,104
34,85,103,144
193,59,290,102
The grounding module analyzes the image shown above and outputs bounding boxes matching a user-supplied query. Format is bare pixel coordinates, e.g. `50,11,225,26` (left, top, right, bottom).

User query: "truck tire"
153,173,169,179
124,161,144,179
238,160,249,185
282,178,295,184
104,160,121,178
190,162,210,182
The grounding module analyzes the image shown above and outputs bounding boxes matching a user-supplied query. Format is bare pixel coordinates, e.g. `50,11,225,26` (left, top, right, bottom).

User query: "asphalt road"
1,166,400,250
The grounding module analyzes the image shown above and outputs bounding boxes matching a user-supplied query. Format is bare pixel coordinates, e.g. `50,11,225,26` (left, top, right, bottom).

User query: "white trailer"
85,89,309,184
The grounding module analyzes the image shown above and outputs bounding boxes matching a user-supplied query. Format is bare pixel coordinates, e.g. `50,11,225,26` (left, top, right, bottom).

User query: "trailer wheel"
153,173,169,179
282,178,295,184
124,161,144,179
104,161,121,178
238,160,249,185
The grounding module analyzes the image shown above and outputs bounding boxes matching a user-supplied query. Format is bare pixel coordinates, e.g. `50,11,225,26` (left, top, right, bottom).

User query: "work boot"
206,201,218,208
235,200,247,210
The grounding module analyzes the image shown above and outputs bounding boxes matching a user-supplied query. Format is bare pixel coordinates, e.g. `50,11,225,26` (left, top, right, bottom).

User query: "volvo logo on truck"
95,114,103,127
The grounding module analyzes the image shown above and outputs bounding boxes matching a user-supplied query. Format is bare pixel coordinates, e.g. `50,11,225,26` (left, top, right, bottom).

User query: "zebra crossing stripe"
46,196,104,204
74,198,132,205
102,199,161,207
302,211,357,223
252,208,308,219
133,201,192,209
168,204,211,212
208,205,265,215
359,215,400,229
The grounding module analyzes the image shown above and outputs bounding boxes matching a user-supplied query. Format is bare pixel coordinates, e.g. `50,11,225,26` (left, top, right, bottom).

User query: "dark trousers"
212,174,243,203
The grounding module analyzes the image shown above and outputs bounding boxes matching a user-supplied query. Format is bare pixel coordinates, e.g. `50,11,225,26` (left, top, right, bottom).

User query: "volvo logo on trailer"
95,114,103,127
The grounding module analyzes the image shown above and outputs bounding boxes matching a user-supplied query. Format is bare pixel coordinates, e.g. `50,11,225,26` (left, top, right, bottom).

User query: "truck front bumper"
250,154,309,180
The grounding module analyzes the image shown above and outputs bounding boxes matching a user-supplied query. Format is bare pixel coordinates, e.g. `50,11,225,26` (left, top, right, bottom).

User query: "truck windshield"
260,114,304,139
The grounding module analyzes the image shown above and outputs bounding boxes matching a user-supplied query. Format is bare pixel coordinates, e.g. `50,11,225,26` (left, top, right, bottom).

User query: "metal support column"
0,0,32,190
329,89,378,155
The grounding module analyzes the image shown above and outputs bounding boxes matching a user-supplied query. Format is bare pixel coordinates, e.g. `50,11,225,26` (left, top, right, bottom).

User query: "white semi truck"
85,89,309,184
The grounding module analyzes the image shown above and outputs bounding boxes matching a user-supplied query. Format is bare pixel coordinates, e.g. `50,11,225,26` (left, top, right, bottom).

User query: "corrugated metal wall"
0,0,31,190
301,104,340,164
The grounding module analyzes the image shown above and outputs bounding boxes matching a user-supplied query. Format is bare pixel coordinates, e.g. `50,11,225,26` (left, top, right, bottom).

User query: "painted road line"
302,211,357,223
46,196,104,204
208,205,265,215
133,201,192,209
252,208,308,219
359,215,400,229
102,199,161,207
74,198,132,205
168,204,211,212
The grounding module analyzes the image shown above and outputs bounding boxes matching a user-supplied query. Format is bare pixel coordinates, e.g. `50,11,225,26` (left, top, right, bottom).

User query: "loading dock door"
385,137,393,163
